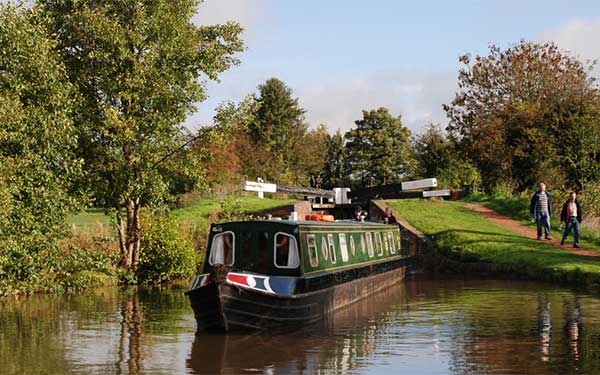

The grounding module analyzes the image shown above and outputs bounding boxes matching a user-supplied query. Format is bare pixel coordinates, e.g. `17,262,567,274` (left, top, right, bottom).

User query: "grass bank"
387,199,600,290
464,193,600,251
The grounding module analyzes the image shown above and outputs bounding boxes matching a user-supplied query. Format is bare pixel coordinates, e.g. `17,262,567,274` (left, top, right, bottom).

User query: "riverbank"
2,196,293,298
387,199,600,290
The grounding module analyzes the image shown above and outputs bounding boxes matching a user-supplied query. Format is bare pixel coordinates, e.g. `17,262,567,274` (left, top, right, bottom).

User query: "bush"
138,211,199,284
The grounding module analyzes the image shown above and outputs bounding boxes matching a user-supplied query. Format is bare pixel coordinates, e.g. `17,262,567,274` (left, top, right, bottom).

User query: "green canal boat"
186,218,409,332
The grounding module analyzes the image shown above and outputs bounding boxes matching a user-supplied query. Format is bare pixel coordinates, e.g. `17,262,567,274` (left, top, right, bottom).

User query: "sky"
190,0,600,134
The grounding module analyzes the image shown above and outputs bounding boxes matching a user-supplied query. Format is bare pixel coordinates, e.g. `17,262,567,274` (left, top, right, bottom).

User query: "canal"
1,276,599,374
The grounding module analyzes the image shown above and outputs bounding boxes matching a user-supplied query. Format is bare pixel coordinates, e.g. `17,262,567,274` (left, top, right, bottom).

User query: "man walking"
530,183,553,240
560,191,583,248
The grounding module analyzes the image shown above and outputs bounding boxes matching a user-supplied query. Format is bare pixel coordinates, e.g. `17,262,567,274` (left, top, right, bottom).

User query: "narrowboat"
185,218,410,332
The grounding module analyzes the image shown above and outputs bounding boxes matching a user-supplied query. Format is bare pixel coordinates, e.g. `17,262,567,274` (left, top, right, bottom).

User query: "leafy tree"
413,124,452,178
345,108,416,187
38,0,244,270
413,124,481,190
0,4,80,291
294,124,329,187
248,78,308,183
322,130,350,189
444,41,600,192
195,97,259,194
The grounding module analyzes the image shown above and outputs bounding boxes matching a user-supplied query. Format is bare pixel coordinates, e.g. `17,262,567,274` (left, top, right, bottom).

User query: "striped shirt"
536,192,549,214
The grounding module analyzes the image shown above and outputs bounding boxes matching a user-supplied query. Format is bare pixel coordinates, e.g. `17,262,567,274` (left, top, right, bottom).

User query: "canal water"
1,276,599,375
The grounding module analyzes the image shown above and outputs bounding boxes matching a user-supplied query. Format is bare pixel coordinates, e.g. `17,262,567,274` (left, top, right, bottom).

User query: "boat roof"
212,219,393,227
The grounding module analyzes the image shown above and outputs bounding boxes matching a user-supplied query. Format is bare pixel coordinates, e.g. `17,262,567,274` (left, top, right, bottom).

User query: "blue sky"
193,1,600,133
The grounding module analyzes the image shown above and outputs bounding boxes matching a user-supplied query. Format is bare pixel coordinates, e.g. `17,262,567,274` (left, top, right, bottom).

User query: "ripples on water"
1,276,599,375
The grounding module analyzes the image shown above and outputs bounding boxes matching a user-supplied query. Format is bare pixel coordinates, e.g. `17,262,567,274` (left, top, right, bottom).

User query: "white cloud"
297,69,457,135
538,18,600,65
193,0,265,37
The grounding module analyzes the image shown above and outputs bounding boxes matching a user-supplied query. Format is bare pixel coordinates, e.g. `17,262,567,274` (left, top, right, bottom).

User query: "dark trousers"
562,217,580,246
536,212,551,239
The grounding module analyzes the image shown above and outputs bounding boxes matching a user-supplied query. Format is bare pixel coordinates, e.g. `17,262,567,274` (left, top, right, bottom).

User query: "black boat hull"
187,260,407,332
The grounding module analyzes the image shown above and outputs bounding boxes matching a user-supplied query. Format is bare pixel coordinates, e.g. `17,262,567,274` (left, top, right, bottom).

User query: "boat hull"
187,259,408,333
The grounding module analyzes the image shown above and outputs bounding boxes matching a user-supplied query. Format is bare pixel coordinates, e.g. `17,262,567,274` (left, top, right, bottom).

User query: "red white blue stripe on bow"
189,273,210,290
226,272,274,294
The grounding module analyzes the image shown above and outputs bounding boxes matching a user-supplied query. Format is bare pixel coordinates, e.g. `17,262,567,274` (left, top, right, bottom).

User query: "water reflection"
2,278,600,374
188,284,409,374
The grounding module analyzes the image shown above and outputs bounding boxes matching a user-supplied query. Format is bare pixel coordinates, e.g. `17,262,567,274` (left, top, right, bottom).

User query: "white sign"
423,189,451,198
244,181,277,193
401,178,438,191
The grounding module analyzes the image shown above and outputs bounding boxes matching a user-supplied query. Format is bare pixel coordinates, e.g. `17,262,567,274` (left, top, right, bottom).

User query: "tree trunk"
130,197,142,270
116,211,131,268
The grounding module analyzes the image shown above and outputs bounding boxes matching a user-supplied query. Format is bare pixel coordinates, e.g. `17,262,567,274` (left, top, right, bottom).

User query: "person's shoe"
574,244,581,248
546,237,552,240
536,237,542,240
560,240,565,246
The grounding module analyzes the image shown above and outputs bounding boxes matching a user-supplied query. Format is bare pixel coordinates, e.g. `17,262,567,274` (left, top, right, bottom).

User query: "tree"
322,130,350,189
413,124,452,178
195,97,259,194
294,125,329,187
0,5,80,288
38,0,244,270
248,78,308,183
345,108,416,187
444,41,600,192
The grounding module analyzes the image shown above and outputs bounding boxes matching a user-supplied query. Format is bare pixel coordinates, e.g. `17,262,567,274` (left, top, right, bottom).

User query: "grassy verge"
388,199,600,289
464,193,600,252
68,195,293,229
172,195,294,228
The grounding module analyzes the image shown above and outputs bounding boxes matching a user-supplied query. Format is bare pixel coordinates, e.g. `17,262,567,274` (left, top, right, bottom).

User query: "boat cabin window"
339,233,349,262
365,232,374,258
274,233,300,269
375,232,383,256
307,234,318,267
209,231,235,266
321,237,329,260
349,235,356,257
388,232,396,254
327,234,337,263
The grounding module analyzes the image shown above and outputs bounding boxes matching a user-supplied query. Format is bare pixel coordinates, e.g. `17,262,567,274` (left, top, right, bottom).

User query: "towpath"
464,203,600,257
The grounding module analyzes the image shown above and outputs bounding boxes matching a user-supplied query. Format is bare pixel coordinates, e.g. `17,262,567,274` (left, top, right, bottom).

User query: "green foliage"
322,130,351,189
445,41,600,192
245,78,309,184
0,4,87,295
413,124,481,190
345,107,416,186
413,124,452,178
138,211,199,284
37,0,245,268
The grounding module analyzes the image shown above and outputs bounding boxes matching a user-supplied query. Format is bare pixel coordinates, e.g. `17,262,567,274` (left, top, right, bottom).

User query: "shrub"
138,211,199,284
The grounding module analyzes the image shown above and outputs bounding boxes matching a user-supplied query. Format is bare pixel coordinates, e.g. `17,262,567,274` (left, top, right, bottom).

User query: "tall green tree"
444,41,600,192
0,4,80,290
248,78,308,183
294,124,329,187
345,108,416,187
413,124,452,178
38,0,244,269
322,129,350,189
